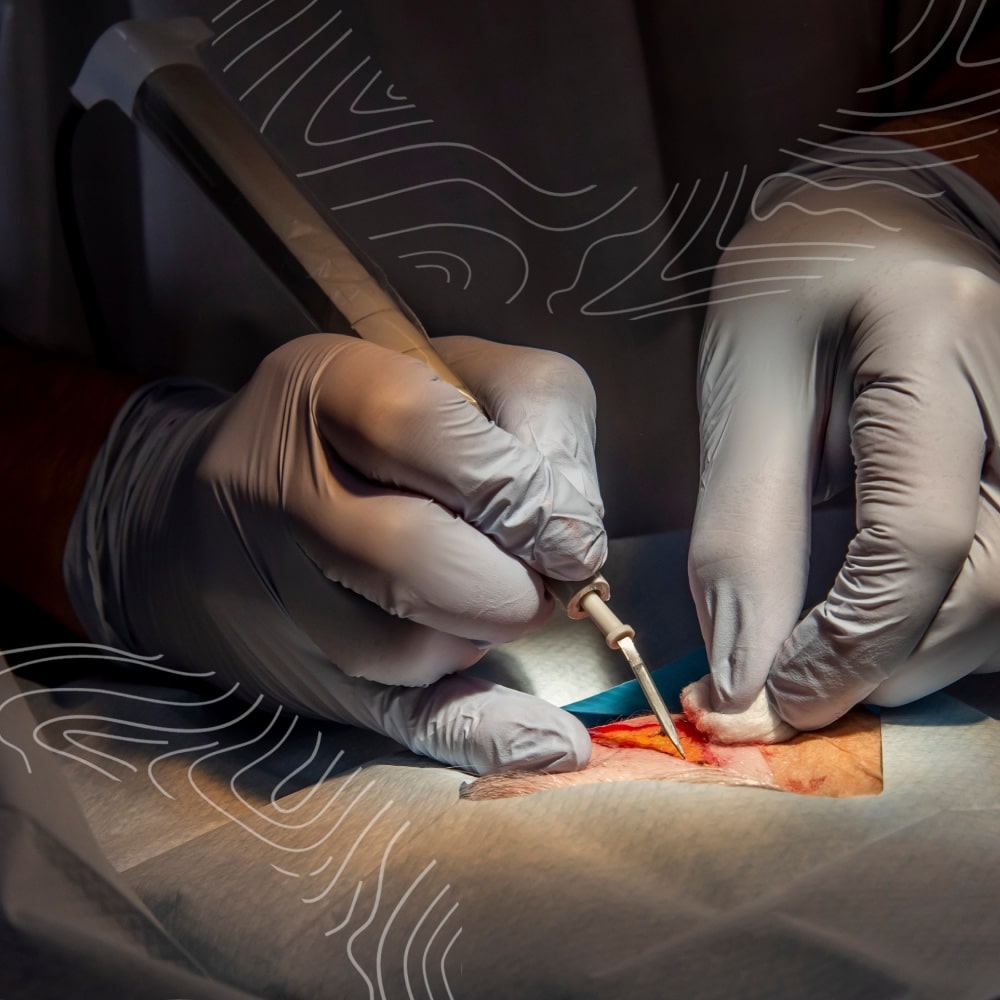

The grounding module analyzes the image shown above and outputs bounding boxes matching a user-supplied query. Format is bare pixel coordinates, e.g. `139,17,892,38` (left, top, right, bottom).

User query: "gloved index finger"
310,336,607,582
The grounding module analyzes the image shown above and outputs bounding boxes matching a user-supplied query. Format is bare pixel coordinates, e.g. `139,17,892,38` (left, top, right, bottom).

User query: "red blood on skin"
589,715,716,764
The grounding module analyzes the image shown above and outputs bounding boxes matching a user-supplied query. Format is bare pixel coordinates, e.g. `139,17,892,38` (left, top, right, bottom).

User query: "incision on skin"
590,715,715,763
462,709,882,801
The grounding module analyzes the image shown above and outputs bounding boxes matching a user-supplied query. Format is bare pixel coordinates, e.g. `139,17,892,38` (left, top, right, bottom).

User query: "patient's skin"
462,709,883,799
462,715,777,800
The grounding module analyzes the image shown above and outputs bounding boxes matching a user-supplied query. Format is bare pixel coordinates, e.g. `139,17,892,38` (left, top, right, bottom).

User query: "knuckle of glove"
495,346,596,409
526,349,597,412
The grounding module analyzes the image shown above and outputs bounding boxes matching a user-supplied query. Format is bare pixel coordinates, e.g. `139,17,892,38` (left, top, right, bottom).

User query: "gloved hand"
686,178,1000,740
70,333,606,775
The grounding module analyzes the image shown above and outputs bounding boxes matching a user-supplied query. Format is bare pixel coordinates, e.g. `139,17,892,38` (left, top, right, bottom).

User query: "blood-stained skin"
462,714,778,800
462,709,882,801
589,715,714,764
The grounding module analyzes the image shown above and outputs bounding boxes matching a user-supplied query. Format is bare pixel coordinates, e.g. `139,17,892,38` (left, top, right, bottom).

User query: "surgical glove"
687,183,1000,734
69,334,606,775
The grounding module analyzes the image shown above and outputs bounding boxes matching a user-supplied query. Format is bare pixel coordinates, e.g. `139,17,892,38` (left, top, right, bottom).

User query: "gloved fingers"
308,335,606,582
275,549,502,687
431,336,604,515
688,297,829,711
297,661,592,776
376,673,593,776
290,444,554,648
680,675,798,744
867,458,1000,706
769,273,992,729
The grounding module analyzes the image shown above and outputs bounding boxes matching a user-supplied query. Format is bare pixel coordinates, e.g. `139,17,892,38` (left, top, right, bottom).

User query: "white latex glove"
68,333,606,775
688,182,1000,738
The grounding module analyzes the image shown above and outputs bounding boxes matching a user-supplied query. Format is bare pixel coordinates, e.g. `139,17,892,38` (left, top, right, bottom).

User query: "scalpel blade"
618,637,686,758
